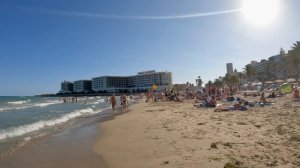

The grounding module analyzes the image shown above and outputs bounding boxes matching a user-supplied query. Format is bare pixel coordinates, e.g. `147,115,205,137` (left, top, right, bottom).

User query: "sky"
0,0,299,96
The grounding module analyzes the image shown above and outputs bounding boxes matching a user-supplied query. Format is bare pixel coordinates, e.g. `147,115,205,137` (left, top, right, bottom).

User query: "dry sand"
95,96,300,168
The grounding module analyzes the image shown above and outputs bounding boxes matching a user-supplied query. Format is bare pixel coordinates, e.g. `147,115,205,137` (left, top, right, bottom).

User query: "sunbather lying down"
214,102,248,112
174,96,183,102
194,96,217,108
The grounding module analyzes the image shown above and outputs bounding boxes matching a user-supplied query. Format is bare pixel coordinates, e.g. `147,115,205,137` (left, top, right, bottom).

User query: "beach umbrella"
152,84,158,90
279,83,293,94
252,82,262,86
286,78,296,82
275,80,284,83
264,81,274,84
243,84,249,87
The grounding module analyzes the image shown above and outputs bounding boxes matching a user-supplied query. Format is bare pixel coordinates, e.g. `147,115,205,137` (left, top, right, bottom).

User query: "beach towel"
216,103,222,107
239,106,248,111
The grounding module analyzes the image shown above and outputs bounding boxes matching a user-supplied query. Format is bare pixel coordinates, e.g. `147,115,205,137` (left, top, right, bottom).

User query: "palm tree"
243,64,256,82
205,80,213,88
223,73,239,87
213,78,223,88
195,76,203,87
287,41,300,79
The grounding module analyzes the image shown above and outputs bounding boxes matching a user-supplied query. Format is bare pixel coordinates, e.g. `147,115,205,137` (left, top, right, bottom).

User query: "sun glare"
242,0,280,26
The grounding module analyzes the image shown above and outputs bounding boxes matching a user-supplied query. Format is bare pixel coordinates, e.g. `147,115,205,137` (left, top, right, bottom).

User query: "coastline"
0,98,136,168
94,96,300,168
0,111,112,168
1,96,299,168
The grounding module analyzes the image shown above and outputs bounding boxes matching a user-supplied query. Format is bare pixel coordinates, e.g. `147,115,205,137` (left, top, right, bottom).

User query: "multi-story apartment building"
226,63,233,75
92,70,172,93
255,59,268,81
267,49,287,80
59,81,73,94
73,80,92,93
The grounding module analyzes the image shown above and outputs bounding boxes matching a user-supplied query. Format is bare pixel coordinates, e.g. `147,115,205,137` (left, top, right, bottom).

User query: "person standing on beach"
146,91,150,102
292,87,300,99
120,93,127,113
110,94,117,112
63,98,67,104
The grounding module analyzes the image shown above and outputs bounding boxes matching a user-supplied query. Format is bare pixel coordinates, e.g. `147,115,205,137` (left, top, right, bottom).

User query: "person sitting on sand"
233,102,243,110
209,96,217,107
293,87,300,99
174,94,183,102
196,95,216,108
267,92,276,98
259,93,272,105
237,97,256,107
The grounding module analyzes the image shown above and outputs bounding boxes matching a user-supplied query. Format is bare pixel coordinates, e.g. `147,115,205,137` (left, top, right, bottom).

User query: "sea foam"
0,107,100,141
7,100,30,105
0,101,59,112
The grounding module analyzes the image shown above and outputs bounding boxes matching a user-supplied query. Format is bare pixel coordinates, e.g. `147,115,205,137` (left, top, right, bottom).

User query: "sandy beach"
95,96,300,168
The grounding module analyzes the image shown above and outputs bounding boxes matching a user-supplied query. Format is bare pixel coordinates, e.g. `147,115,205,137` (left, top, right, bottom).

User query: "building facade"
267,49,287,80
92,70,172,93
73,80,92,93
255,59,268,81
226,63,233,75
59,81,73,94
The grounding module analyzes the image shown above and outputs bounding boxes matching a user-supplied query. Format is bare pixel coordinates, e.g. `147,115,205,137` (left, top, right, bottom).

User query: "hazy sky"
0,0,299,96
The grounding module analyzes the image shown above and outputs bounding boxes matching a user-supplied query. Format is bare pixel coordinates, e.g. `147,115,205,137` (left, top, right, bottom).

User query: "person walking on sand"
120,93,127,113
110,94,117,112
292,87,300,99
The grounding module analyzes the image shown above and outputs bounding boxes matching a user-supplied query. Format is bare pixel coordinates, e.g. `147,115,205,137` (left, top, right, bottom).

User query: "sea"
0,96,123,155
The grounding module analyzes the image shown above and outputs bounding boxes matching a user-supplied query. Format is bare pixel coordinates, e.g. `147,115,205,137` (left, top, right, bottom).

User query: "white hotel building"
92,70,172,93
59,81,74,94
73,80,92,93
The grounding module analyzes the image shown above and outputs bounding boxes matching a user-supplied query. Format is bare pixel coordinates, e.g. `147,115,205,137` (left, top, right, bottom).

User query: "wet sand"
95,97,300,168
0,115,110,168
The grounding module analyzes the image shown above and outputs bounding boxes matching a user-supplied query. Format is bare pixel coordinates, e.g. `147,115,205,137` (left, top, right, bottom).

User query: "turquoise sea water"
0,96,118,152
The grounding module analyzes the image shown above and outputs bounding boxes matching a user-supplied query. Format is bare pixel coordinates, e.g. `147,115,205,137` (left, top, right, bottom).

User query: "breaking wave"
0,107,101,141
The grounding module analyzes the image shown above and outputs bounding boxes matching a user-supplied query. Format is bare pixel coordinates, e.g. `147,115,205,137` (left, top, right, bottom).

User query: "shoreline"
0,98,136,168
0,97,134,158
1,96,299,168
0,112,111,168
36,93,142,97
1,95,137,167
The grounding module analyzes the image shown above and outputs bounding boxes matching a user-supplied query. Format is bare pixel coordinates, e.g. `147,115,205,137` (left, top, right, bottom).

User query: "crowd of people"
59,85,299,114
139,84,300,112
59,97,78,104
108,93,129,113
